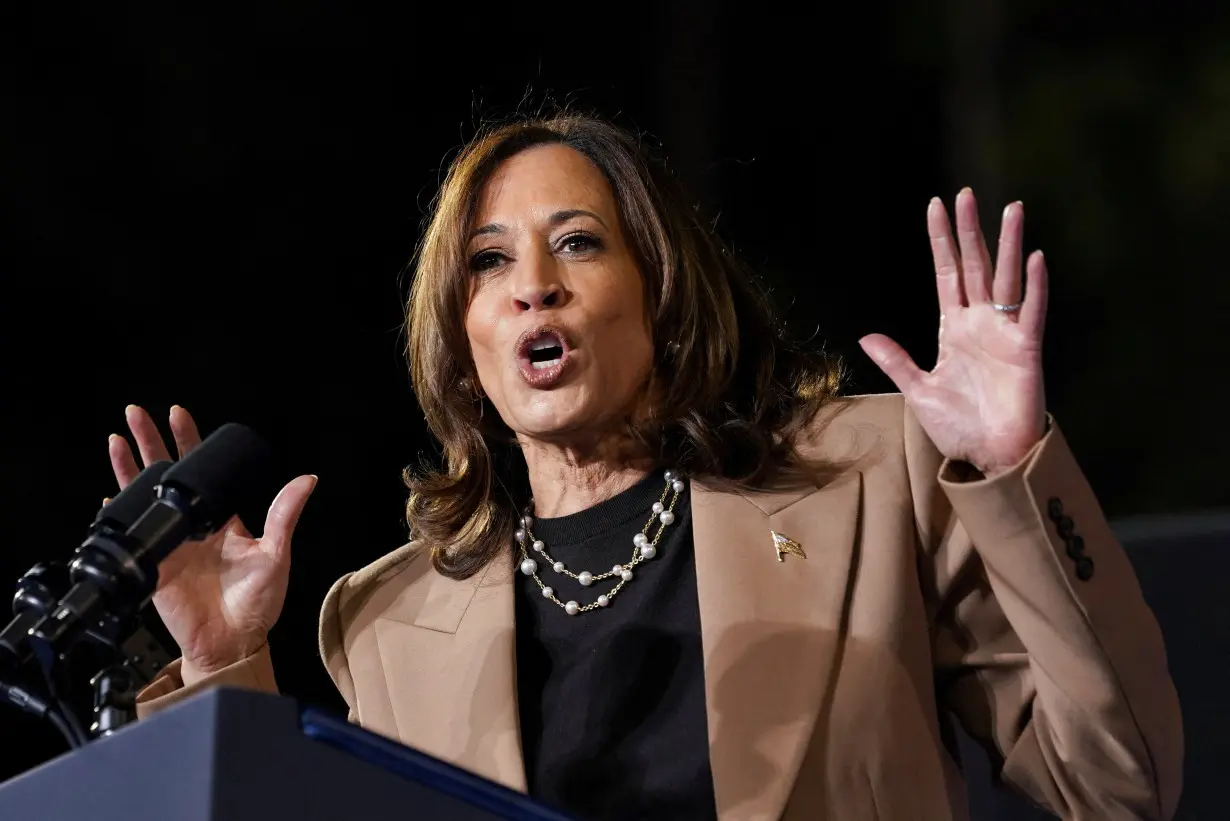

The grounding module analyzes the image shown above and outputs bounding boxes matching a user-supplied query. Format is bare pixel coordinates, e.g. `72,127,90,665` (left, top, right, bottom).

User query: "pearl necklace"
516,469,686,615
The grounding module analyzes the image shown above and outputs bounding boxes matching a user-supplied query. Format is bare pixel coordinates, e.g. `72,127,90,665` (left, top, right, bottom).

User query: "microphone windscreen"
94,461,172,532
161,423,280,526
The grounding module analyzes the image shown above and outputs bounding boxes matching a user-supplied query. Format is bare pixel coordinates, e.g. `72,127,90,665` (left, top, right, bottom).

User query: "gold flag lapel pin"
771,530,806,562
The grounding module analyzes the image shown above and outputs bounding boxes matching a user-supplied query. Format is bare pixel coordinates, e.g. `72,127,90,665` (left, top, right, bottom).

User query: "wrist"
181,638,268,687
970,416,1052,479
179,657,214,688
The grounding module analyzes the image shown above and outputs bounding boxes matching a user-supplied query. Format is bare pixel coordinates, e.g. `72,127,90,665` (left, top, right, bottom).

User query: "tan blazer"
136,394,1183,821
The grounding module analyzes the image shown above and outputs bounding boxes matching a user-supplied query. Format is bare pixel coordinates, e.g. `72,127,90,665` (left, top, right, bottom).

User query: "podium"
0,687,575,820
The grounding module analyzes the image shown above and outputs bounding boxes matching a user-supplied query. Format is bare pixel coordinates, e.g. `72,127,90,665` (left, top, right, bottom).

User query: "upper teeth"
531,338,559,351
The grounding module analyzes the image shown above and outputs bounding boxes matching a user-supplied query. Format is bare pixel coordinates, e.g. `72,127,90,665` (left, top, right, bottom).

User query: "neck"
519,432,654,518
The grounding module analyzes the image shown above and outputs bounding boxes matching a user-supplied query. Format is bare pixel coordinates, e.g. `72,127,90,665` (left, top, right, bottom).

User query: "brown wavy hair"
404,110,846,580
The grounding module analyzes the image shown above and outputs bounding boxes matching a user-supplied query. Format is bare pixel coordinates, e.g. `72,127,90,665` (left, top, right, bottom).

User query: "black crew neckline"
528,469,672,547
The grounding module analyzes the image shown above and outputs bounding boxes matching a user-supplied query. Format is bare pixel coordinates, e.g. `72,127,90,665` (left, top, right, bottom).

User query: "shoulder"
800,392,941,468
792,392,910,465
319,541,434,637
316,540,437,706
819,391,907,431
791,392,946,522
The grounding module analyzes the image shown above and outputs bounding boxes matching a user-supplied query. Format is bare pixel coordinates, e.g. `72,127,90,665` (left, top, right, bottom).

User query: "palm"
861,190,1049,474
152,518,290,671
108,405,315,673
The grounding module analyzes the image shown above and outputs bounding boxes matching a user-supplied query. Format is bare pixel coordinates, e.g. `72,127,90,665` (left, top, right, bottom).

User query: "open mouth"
528,336,564,369
515,325,573,388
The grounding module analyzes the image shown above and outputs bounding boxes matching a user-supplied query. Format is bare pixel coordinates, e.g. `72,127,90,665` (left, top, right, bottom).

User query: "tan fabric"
135,644,278,714
135,393,1184,820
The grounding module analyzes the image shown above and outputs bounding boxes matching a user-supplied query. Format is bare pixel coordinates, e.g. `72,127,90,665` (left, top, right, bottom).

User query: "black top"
514,470,718,821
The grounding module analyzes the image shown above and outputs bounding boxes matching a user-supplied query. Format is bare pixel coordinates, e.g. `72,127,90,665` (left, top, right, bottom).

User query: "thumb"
858,334,925,396
261,474,318,563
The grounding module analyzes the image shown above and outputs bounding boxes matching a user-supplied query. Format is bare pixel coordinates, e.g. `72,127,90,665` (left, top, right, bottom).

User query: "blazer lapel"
372,556,527,792
363,468,862,811
692,472,863,820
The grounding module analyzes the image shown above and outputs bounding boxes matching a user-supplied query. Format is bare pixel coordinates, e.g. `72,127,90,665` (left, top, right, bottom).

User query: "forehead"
475,143,615,221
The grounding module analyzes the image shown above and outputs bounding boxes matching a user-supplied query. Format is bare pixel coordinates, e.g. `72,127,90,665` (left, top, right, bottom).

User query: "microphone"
0,462,172,673
29,424,278,650
93,461,175,537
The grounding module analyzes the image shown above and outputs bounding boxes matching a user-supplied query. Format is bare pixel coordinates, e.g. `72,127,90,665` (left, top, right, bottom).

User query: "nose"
510,250,566,312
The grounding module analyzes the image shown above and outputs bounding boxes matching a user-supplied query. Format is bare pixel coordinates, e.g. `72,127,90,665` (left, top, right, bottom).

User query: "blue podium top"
0,687,577,821
300,704,576,821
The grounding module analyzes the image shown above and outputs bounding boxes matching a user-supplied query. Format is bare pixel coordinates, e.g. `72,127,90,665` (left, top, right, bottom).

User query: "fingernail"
102,497,111,506
170,404,182,414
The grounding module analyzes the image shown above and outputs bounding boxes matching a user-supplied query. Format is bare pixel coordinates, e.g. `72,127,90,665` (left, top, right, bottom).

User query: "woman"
116,112,1182,820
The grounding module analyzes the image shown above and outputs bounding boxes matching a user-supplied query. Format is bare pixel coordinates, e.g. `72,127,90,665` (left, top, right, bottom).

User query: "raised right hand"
108,405,317,684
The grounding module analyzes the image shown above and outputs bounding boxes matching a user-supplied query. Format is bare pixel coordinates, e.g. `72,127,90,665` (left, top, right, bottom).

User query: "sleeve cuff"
134,644,278,719
935,413,1119,596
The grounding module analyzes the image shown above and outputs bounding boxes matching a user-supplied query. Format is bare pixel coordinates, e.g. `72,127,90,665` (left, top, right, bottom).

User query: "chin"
510,410,591,441
506,386,604,441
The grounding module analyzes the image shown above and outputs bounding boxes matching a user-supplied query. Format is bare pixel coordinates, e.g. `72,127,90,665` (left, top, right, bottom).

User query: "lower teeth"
532,359,561,370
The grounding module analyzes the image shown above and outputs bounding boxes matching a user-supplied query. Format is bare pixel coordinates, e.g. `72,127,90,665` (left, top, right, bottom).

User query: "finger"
1018,250,1049,340
261,475,319,564
125,405,173,467
859,334,927,396
108,433,141,488
955,188,992,304
168,405,203,459
927,197,964,312
993,201,1025,308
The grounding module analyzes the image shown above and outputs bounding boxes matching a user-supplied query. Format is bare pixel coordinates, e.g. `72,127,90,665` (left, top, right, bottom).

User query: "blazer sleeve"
318,571,360,723
904,406,1184,820
133,644,279,719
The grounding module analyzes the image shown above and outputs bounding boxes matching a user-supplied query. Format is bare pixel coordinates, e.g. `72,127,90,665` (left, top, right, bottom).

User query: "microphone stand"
1,562,175,747
84,621,174,738
0,563,89,748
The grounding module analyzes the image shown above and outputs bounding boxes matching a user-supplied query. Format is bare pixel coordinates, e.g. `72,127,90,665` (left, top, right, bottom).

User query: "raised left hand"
859,188,1048,476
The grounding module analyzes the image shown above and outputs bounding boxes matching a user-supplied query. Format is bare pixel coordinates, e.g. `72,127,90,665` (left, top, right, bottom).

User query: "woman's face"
464,144,655,445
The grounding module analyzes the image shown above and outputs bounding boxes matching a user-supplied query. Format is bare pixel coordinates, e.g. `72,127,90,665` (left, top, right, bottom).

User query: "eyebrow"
470,208,608,239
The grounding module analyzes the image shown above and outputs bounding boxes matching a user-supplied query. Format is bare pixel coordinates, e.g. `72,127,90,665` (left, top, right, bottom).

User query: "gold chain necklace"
516,470,686,615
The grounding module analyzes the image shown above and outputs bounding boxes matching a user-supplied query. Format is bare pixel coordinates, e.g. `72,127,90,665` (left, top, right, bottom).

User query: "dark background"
2,2,1227,818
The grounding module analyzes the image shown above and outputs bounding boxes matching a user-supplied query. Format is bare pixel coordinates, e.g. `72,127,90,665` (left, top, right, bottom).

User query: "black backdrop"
3,2,1227,817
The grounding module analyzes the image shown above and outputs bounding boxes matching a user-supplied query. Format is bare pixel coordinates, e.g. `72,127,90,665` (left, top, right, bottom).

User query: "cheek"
463,299,500,376
597,286,655,379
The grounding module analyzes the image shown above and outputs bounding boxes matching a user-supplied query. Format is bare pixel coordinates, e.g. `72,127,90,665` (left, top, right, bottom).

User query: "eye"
558,231,603,254
469,250,506,273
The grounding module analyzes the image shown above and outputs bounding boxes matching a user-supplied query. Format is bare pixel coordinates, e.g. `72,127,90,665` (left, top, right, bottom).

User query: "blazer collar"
375,473,864,819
